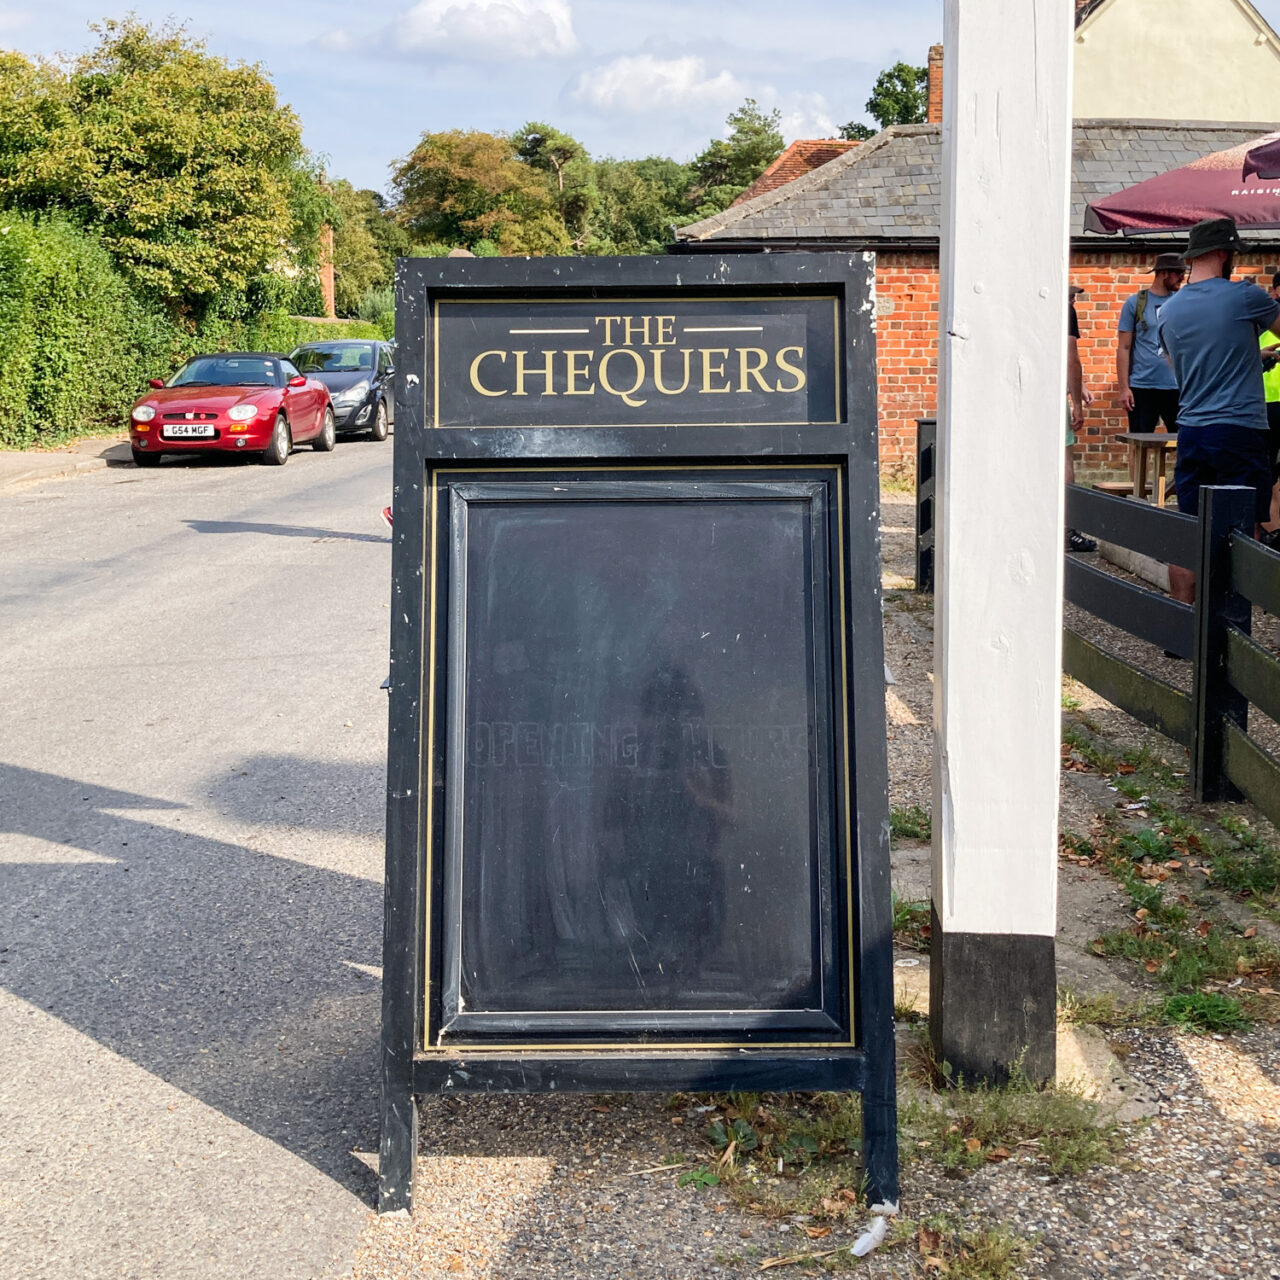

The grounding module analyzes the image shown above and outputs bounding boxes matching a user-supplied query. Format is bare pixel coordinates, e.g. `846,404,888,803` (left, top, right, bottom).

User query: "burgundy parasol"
1084,133,1280,234
1244,131,1280,181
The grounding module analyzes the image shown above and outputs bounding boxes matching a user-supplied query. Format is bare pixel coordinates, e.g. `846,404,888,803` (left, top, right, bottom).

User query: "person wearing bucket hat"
1154,217,1280,605
1116,252,1184,435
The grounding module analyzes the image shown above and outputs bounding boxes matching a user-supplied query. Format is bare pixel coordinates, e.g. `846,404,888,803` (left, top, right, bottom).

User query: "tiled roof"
675,121,1280,245
730,139,860,207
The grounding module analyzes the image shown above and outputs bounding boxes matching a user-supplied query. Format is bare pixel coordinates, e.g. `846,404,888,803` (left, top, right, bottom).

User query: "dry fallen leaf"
1117,763,1136,774
821,1198,843,1215
964,1137,982,1153
1144,960,1159,973
1136,907,1150,921
1245,927,1258,939
804,1226,832,1240
838,1189,859,1204
986,1147,1012,1162
1197,920,1213,937
918,1226,943,1253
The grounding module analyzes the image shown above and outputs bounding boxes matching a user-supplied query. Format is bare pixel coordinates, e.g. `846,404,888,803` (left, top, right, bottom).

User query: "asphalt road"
0,439,395,1278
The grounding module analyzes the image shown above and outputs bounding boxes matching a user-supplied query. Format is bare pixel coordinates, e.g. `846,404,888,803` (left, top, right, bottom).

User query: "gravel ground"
344,492,1280,1280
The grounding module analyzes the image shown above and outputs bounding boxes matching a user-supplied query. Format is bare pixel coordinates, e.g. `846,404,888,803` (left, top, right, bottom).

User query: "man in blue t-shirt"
1155,217,1280,604
1117,252,1184,433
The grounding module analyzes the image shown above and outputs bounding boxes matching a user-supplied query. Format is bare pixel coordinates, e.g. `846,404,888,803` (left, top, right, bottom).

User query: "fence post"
1192,485,1254,802
915,417,936,594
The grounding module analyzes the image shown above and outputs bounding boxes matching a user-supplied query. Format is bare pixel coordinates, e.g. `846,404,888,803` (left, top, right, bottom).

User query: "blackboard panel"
437,474,845,1041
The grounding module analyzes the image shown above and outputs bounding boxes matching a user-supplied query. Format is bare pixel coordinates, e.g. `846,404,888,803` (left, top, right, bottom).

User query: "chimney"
320,222,336,319
927,44,944,125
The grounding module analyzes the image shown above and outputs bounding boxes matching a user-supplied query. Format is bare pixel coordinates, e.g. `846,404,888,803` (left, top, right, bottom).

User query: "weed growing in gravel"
1056,986,1146,1027
889,803,932,843
891,891,932,951
1154,991,1252,1033
912,1215,1033,1279
900,1055,1126,1178
676,1092,867,1222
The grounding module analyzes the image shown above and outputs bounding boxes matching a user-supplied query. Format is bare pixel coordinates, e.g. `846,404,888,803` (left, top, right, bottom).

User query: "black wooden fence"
1063,483,1280,815
915,418,936,594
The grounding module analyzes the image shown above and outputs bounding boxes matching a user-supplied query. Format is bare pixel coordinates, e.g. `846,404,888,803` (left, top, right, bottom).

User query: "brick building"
674,120,1280,478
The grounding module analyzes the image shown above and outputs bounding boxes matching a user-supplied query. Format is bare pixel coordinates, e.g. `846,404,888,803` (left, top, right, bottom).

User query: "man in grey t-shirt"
1155,218,1280,604
1117,252,1184,433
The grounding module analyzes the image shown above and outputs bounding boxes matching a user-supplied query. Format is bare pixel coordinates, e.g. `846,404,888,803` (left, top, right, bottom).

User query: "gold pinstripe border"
421,462,856,1053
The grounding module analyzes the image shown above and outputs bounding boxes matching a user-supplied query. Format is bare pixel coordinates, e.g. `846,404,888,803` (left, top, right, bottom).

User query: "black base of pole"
928,906,1056,1086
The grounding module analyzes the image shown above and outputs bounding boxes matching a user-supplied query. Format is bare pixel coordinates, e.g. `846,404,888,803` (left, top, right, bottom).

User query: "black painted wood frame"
379,253,896,1214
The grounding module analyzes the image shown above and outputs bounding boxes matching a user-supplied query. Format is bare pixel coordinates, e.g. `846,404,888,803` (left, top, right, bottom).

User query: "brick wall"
873,249,1279,480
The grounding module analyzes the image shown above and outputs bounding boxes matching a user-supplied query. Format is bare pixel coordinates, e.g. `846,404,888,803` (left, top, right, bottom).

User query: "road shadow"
0,762,383,1204
185,519,389,545
208,754,387,837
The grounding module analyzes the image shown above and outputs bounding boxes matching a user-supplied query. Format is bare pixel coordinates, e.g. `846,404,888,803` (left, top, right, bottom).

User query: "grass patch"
1056,986,1146,1028
890,803,932,844
892,892,932,951
901,1068,1125,1178
676,1092,867,1222
1154,991,1252,1033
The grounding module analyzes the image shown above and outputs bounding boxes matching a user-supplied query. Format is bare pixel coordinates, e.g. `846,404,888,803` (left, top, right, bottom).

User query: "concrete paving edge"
0,440,132,491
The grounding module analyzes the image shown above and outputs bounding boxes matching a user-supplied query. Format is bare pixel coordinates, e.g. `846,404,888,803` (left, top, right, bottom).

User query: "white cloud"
394,0,578,60
778,93,839,142
572,54,746,116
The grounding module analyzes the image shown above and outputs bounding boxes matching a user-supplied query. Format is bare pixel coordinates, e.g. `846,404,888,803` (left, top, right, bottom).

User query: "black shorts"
1128,386,1180,434
1174,424,1272,524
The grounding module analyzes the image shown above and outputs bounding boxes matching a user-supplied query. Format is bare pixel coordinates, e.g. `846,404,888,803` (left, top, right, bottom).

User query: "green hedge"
0,210,392,449
0,213,180,448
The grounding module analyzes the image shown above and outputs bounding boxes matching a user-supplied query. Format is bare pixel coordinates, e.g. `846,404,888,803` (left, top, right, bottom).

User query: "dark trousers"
1127,386,1180,434
1268,401,1280,481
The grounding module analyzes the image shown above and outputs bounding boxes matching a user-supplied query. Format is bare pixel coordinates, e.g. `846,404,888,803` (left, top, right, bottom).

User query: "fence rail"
1057,482,1280,805
1218,530,1280,827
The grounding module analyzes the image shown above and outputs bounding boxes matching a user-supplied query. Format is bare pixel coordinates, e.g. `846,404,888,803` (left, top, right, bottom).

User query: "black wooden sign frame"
380,253,896,1213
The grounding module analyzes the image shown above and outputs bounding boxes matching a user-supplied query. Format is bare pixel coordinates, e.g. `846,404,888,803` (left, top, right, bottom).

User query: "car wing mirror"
288,375,306,387
148,378,164,389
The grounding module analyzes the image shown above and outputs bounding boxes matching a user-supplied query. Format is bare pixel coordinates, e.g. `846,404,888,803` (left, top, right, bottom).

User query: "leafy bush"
0,212,180,447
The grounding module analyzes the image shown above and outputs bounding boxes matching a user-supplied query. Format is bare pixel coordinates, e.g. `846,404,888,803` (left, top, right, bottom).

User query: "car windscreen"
291,344,375,374
169,357,278,387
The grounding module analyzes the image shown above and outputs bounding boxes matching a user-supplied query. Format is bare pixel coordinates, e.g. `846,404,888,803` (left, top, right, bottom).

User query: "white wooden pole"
930,0,1073,1082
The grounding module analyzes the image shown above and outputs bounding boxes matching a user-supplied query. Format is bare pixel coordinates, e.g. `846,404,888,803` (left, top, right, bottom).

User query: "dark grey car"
289,340,395,440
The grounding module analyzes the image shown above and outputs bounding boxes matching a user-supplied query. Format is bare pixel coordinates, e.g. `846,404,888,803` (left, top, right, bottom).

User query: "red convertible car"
129,353,334,467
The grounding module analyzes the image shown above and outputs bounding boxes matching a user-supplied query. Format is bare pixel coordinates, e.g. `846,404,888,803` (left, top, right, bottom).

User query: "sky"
5,0,1280,198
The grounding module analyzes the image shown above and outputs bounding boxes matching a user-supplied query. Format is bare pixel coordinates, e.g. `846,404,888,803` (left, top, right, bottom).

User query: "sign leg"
378,1074,417,1215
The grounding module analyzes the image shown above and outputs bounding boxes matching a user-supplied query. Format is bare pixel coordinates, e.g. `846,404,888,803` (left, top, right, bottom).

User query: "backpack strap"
1133,288,1150,333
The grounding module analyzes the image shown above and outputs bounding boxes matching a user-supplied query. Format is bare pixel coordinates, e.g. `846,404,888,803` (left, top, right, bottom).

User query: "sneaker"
380,505,393,529
1066,529,1096,553
1260,527,1280,550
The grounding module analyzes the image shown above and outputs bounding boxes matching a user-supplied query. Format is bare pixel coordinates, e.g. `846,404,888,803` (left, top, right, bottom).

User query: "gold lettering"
774,346,807,393
512,349,557,397
655,316,676,346
469,350,508,396
599,348,648,407
700,348,731,394
737,347,771,393
596,316,622,346
622,315,651,346
563,350,595,395
651,347,693,395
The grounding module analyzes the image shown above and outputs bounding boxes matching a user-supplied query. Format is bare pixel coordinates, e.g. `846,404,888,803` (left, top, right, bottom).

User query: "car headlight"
334,380,370,404
227,404,257,422
132,405,155,422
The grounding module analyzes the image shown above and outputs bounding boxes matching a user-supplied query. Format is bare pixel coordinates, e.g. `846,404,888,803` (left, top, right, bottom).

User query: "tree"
511,121,597,248
392,129,570,255
330,181,387,315
0,20,312,313
688,99,784,212
841,60,929,138
588,156,693,254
